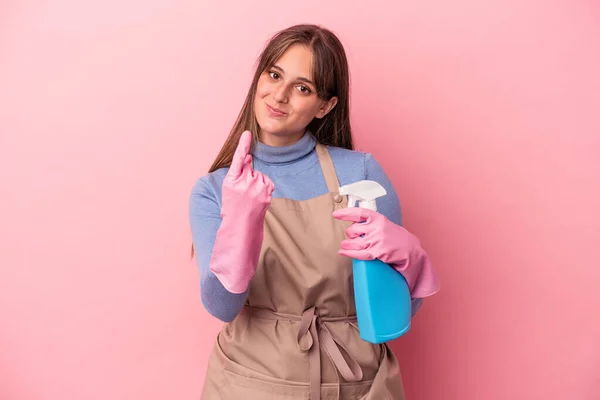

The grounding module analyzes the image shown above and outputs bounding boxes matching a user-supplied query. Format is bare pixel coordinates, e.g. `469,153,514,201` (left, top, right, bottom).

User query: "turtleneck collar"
252,132,317,165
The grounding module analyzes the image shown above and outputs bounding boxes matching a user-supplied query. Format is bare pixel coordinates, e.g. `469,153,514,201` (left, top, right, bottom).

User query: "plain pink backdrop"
1,1,599,399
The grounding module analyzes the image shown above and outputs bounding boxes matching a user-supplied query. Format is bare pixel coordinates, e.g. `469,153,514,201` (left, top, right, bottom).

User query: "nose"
272,82,288,104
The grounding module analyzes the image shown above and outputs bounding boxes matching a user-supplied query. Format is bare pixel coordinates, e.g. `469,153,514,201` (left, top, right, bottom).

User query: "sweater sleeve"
364,153,425,316
189,178,248,322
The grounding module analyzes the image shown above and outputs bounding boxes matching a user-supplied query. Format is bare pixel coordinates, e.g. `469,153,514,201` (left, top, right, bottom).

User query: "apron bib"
201,144,406,400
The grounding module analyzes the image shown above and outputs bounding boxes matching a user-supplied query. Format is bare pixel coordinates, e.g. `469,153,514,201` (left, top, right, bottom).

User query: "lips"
266,103,286,117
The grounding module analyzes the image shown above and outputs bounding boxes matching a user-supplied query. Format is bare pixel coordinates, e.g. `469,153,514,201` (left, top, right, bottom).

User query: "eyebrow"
272,65,315,87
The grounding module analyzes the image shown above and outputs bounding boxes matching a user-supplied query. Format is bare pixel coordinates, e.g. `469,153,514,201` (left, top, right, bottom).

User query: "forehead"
273,44,313,78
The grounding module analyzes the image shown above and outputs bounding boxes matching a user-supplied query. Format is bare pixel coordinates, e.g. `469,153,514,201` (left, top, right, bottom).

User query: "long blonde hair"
192,24,354,258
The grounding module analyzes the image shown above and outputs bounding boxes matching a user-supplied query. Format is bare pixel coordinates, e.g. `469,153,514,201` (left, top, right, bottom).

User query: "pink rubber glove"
332,208,440,299
209,131,275,294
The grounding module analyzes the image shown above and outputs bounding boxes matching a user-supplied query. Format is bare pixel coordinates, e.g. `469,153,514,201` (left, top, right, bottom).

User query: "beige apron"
201,144,406,400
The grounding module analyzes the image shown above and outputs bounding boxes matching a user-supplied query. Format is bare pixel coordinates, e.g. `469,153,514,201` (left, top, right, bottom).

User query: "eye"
296,85,311,94
268,71,280,80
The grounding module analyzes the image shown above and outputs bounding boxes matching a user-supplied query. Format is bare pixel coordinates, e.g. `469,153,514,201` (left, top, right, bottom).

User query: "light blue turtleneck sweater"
189,133,423,322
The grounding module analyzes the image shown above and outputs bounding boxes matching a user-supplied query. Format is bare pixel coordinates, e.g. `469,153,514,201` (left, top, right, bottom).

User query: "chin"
256,119,287,137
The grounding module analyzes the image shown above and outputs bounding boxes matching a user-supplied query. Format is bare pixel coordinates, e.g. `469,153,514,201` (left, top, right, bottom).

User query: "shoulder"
325,146,387,182
326,145,367,163
189,168,228,207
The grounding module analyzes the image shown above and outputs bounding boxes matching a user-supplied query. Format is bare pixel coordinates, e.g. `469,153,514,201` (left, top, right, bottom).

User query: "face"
253,44,338,147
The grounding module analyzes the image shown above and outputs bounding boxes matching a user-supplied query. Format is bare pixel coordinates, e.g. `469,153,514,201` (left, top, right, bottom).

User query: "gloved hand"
209,131,275,294
332,208,440,298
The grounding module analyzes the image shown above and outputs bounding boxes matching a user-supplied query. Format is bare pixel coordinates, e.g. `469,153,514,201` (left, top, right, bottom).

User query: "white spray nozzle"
338,180,387,211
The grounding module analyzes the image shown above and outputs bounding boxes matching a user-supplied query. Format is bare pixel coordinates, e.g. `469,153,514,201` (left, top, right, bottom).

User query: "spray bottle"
338,180,412,344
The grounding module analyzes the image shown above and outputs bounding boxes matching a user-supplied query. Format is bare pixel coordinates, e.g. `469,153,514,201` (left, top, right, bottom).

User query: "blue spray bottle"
338,180,412,344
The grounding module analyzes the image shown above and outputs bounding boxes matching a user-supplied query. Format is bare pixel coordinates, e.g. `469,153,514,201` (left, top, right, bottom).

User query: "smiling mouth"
266,104,286,116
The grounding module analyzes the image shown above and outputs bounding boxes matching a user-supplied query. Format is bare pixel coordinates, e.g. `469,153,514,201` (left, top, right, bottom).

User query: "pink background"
1,1,599,399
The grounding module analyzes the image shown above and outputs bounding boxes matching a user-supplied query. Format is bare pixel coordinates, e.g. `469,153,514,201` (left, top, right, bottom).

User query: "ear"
315,96,338,119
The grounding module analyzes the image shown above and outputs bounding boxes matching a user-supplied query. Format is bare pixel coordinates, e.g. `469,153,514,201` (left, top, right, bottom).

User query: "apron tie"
243,306,363,400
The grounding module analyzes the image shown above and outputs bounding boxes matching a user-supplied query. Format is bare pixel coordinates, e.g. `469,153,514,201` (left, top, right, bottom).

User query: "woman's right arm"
189,179,249,322
189,131,274,322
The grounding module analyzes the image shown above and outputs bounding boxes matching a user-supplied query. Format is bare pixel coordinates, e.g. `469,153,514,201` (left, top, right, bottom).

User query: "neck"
258,130,306,147
253,130,316,165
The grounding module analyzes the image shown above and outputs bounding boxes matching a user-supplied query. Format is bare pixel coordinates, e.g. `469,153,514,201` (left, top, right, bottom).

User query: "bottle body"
352,258,412,344
337,179,411,343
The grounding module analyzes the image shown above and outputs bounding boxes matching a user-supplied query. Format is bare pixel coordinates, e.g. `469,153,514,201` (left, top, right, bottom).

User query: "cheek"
292,98,321,119
254,83,267,112
255,76,270,98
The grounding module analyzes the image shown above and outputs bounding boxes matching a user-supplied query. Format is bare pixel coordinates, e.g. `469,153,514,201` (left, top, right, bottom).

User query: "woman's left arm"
333,153,440,316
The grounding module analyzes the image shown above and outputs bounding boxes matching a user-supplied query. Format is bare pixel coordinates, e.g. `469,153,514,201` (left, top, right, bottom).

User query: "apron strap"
315,144,341,194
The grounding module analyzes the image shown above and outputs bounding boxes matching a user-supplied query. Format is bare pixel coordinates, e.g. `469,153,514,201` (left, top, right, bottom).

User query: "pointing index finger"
229,131,252,176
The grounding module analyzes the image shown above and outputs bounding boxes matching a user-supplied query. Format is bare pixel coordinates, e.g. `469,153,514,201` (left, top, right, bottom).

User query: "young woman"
189,24,440,400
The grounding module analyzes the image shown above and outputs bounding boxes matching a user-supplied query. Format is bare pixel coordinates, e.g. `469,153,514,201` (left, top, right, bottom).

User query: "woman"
189,24,440,400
